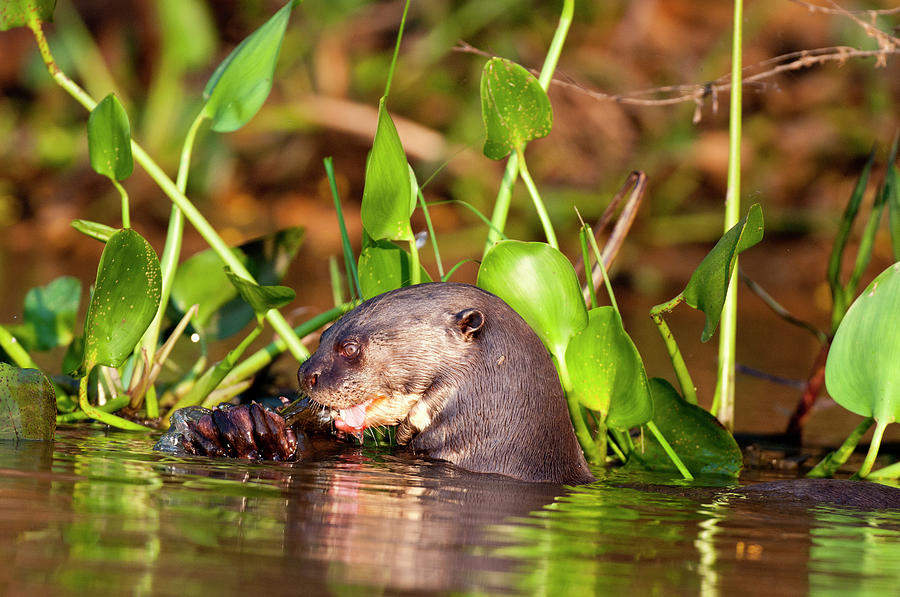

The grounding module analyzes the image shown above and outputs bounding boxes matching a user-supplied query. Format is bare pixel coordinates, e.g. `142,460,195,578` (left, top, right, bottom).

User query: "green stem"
324,157,361,300
418,189,444,279
382,0,411,100
714,0,744,430
645,420,694,481
113,180,130,228
516,149,558,249
483,154,519,254
57,393,131,423
328,256,344,306
807,416,874,478
77,372,151,431
408,237,421,285
28,22,309,363
556,354,603,464
0,325,39,369
483,0,573,255
857,418,889,478
650,295,698,405
579,228,598,310
586,224,619,314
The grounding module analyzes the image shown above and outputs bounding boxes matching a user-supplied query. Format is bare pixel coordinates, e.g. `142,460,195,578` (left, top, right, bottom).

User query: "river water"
0,427,898,596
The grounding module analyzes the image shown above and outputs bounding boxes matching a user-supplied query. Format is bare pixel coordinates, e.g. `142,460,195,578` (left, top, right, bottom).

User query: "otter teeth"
334,398,374,432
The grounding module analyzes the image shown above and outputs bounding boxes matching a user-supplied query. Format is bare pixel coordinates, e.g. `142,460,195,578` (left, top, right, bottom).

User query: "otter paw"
154,403,301,461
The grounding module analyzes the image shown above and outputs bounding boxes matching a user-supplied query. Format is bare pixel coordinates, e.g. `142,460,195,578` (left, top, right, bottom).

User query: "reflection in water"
0,427,898,595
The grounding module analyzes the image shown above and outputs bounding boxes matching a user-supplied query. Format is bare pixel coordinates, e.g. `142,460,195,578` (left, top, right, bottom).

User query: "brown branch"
455,0,898,121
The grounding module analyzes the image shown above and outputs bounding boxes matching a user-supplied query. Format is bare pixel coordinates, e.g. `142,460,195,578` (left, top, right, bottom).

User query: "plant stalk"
650,296,698,405
713,0,744,429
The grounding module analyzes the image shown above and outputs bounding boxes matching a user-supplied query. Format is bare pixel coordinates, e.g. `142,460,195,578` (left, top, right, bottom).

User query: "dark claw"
155,400,309,461
212,407,254,458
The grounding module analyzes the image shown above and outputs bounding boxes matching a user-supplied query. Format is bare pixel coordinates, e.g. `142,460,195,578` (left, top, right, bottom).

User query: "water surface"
1,427,899,596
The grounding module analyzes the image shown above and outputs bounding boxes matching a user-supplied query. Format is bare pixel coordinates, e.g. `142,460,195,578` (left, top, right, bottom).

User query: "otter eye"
338,340,361,360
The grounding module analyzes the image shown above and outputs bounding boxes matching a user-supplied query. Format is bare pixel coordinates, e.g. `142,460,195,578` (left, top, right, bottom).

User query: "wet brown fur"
297,282,595,485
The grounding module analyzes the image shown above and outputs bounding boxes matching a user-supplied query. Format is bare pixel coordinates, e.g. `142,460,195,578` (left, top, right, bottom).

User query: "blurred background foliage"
0,0,897,438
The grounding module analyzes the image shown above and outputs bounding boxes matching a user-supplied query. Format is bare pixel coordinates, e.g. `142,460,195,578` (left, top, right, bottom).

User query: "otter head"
297,285,486,439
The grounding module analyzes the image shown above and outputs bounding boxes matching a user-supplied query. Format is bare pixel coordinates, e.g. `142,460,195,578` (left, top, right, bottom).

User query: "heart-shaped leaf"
358,240,432,300
87,93,133,181
202,0,296,132
480,57,553,160
477,240,586,359
224,268,295,317
82,229,161,371
0,364,56,440
565,307,652,427
0,0,55,31
826,261,900,424
9,276,81,351
361,98,415,242
627,378,742,477
683,203,764,341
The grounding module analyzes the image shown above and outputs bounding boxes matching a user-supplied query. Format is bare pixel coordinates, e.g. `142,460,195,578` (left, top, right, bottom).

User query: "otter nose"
297,362,319,392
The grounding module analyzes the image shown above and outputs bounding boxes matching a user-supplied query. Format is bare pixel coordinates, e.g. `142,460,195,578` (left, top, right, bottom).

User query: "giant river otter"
296,282,595,485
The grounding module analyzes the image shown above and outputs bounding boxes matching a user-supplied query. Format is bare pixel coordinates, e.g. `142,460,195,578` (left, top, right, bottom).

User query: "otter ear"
454,308,485,339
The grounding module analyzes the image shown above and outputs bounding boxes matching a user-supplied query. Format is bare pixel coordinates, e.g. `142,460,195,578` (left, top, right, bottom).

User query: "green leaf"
357,240,432,300
0,0,55,31
826,261,900,424
10,276,81,352
627,378,742,477
0,364,55,441
683,203,764,341
71,219,116,243
201,0,295,132
87,94,134,181
170,227,304,340
82,229,161,371
829,149,875,298
480,57,553,160
361,98,414,242
477,240,587,359
224,268,295,316
565,307,652,427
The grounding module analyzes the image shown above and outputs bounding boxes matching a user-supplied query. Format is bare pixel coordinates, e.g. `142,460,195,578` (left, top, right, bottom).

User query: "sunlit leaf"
82,229,161,371
71,219,116,243
224,268,295,316
0,364,55,440
9,276,80,351
477,240,586,359
358,240,432,300
0,0,55,31
361,98,414,242
826,261,900,424
627,378,742,477
87,93,133,181
565,307,652,427
170,227,304,340
683,203,764,341
201,0,296,132
480,57,553,160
